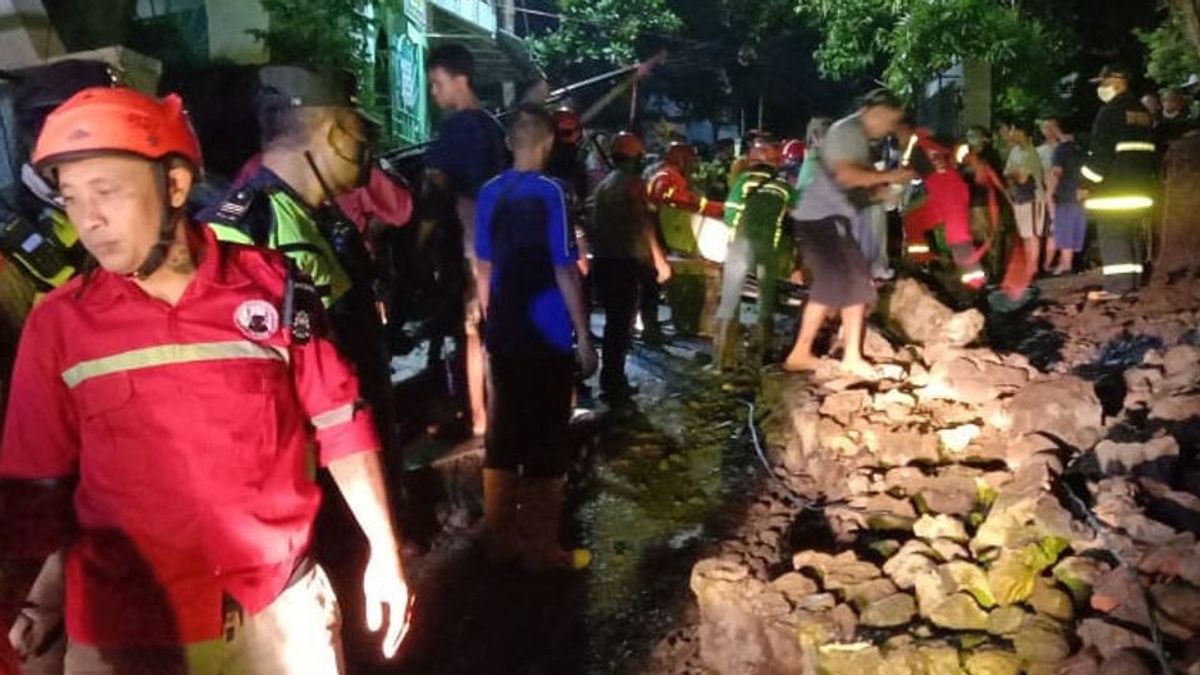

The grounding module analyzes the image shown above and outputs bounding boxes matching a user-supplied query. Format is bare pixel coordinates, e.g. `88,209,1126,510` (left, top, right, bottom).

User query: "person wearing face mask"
1079,64,1158,301
2,87,411,674
200,67,402,666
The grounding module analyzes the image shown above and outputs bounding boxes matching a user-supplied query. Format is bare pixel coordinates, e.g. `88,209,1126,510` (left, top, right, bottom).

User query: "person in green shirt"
712,140,795,370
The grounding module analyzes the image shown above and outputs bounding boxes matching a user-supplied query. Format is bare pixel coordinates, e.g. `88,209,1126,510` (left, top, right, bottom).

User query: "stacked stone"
688,278,1200,675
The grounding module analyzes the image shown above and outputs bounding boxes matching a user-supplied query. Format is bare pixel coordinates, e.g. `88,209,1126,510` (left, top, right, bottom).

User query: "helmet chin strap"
128,163,179,280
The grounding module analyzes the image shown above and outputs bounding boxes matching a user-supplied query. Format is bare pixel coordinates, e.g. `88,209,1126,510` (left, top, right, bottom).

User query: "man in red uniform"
646,142,724,221
0,88,411,673
640,142,719,341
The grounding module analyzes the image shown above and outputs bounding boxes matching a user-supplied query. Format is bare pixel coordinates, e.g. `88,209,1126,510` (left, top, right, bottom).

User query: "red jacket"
0,225,378,647
645,165,723,218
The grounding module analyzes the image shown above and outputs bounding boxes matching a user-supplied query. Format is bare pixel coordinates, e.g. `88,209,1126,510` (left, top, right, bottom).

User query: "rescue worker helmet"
781,139,806,164
664,142,697,168
33,87,203,173
610,131,645,160
553,106,582,145
747,140,782,168
32,87,203,280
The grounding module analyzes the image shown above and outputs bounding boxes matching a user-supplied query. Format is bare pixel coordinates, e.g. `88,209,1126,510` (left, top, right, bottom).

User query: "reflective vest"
1080,91,1157,212
0,207,80,293
206,181,353,308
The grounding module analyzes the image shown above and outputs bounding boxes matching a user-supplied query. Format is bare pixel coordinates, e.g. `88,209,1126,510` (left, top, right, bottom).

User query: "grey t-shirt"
791,112,871,222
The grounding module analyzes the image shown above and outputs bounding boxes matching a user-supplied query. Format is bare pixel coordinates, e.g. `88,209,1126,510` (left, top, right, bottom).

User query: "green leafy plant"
1137,8,1200,87
527,0,684,82
796,0,1071,119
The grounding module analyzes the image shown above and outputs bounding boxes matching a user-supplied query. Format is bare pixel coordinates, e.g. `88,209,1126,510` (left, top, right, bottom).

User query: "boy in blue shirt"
474,104,596,571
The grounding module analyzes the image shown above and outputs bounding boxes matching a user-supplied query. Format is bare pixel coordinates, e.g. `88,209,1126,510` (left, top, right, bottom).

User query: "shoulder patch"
207,187,274,246
209,189,255,225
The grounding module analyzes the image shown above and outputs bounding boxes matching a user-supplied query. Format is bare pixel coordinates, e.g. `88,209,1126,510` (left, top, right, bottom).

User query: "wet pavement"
359,328,763,675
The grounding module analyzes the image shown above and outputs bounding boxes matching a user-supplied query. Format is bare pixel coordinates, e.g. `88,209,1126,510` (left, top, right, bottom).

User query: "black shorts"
795,216,878,308
485,353,575,477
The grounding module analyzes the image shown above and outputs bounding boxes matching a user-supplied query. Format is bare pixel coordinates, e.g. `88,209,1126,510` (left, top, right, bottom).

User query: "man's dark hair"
427,44,475,87
996,115,1033,133
861,88,903,110
508,102,554,150
898,111,917,129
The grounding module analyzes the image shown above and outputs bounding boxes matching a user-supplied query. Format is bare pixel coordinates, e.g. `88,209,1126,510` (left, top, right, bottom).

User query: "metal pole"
757,95,763,131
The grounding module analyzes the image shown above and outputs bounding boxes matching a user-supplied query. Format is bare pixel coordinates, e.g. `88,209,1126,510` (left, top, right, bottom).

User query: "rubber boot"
482,468,522,564
516,476,591,572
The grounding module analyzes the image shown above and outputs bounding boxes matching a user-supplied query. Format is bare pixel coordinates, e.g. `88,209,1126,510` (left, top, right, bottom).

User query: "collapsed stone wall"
685,277,1200,675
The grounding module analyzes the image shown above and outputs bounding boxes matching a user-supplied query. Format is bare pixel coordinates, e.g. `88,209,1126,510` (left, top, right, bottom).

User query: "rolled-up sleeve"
0,303,79,557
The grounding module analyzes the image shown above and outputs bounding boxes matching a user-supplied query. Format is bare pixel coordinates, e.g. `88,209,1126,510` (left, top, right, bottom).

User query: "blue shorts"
1053,202,1087,252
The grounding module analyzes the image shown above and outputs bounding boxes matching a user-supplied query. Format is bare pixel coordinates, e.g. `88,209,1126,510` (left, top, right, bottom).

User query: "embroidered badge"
292,309,312,343
234,299,280,341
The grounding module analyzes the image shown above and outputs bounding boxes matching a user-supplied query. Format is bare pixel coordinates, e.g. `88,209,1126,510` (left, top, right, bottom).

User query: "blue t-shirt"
426,108,508,198
475,170,579,356
1051,140,1082,204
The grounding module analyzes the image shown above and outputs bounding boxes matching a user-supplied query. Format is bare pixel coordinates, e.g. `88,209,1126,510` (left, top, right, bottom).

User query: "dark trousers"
593,258,641,388
1097,211,1147,293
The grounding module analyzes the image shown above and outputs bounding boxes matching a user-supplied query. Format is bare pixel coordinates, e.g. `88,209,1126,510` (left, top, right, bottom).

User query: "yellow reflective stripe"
1084,195,1154,211
960,271,986,283
267,193,352,305
1102,263,1143,276
1115,141,1156,153
312,402,356,430
61,341,288,389
907,244,931,254
207,222,255,245
1081,166,1105,183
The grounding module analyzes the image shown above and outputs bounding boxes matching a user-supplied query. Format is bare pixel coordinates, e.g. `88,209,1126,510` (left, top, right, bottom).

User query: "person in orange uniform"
0,88,411,674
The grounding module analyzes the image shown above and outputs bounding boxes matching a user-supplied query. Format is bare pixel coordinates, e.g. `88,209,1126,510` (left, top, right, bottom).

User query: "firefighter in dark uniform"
1079,64,1158,300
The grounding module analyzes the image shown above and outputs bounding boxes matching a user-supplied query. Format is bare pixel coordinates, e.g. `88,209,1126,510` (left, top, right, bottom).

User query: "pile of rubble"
682,277,1200,675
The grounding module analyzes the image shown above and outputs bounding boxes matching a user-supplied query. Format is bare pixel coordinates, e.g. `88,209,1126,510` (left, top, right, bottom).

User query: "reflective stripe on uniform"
207,223,255,245
61,341,288,389
1083,195,1154,211
1080,165,1105,183
1102,263,1144,276
960,270,986,284
311,402,356,430
907,244,931,254
1115,141,1156,153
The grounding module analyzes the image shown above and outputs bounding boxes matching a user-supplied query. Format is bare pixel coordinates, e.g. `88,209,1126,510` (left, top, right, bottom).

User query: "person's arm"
830,159,910,189
473,182,497,317
327,453,410,658
289,285,410,659
1046,164,1063,217
544,178,597,375
633,179,671,283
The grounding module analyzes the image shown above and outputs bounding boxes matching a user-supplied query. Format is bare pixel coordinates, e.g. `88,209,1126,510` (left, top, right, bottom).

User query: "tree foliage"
527,0,684,83
251,0,377,71
1137,5,1200,87
797,0,1072,117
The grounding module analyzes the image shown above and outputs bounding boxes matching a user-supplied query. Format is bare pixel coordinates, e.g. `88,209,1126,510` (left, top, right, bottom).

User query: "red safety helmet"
664,142,697,168
33,87,203,173
553,107,582,145
610,131,645,160
781,139,806,164
747,140,782,168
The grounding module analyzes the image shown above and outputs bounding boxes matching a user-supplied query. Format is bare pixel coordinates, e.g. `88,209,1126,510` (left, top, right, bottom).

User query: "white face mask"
1097,85,1118,103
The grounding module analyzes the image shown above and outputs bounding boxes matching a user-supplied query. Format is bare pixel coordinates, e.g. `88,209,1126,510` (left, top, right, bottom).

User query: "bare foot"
839,358,880,381
783,352,820,373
